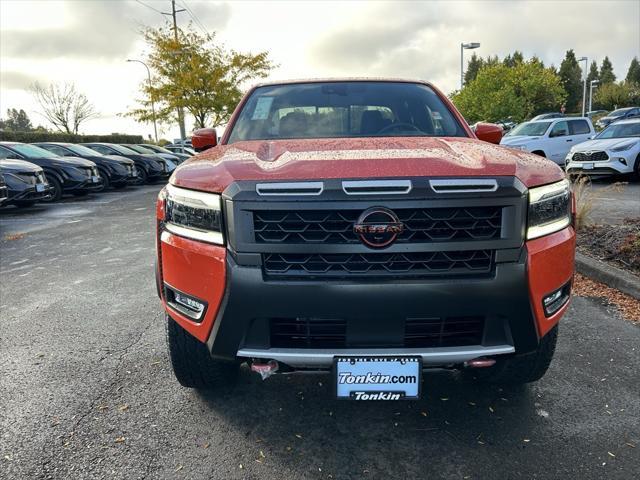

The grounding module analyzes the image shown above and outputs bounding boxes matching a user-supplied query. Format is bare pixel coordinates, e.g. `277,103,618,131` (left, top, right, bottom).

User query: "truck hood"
172,137,564,192
571,138,639,151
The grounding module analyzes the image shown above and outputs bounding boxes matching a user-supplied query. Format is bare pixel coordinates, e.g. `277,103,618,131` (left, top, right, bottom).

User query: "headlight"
164,184,223,244
611,141,637,152
527,179,571,240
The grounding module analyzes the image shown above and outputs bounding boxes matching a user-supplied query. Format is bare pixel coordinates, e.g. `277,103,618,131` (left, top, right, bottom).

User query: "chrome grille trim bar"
342,179,412,195
256,182,324,196
430,179,498,193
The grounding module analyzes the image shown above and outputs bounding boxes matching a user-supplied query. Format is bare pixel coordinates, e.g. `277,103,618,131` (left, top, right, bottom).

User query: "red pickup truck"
155,79,575,400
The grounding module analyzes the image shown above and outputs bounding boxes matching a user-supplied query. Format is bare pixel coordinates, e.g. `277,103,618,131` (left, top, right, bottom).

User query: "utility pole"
163,0,187,140
589,80,599,113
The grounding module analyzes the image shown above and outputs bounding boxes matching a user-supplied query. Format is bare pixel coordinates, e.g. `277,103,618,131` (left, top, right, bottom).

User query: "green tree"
558,50,583,112
127,26,274,129
626,57,640,85
503,50,524,67
593,81,640,110
452,60,566,123
0,108,33,131
464,53,484,85
599,56,616,84
586,60,599,86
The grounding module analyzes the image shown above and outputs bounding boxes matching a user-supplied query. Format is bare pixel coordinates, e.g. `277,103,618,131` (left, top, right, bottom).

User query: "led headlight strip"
527,179,572,240
164,183,224,244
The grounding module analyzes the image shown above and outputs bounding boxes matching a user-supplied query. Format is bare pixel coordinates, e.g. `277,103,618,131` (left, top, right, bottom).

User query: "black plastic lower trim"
206,251,539,362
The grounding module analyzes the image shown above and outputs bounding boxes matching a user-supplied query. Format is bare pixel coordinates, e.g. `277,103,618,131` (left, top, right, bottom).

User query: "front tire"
135,167,148,185
467,325,559,385
43,176,62,202
166,314,239,389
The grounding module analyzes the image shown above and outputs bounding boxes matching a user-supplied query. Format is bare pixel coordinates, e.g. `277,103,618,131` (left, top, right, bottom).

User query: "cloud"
0,71,40,90
1,0,232,60
308,0,640,93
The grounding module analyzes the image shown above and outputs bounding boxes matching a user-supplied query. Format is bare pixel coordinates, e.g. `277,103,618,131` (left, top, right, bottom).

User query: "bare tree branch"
31,82,98,134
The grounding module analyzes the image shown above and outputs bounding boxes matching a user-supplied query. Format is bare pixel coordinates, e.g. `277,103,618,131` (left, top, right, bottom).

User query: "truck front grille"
269,316,485,349
254,206,502,244
263,250,493,279
572,151,609,162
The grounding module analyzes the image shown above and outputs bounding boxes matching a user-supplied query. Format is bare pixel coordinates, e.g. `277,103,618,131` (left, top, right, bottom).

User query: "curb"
575,251,640,300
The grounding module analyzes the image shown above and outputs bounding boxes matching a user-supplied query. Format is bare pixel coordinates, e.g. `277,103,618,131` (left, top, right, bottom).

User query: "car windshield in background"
608,108,630,117
227,81,466,143
65,144,105,157
104,144,138,155
126,145,155,154
506,121,551,137
596,122,640,139
9,144,60,158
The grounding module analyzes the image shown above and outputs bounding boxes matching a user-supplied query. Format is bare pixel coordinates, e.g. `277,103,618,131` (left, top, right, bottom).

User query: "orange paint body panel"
527,227,576,337
160,231,226,343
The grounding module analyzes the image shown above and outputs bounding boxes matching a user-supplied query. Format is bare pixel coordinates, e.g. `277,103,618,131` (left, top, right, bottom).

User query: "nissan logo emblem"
353,207,404,248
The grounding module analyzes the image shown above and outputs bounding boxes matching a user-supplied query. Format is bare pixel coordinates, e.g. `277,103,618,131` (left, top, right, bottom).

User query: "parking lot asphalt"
589,180,640,224
1,185,639,480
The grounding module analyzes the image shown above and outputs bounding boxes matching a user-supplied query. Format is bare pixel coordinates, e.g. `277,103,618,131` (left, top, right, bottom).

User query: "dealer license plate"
36,183,45,192
582,163,594,170
335,357,421,400
91,176,100,183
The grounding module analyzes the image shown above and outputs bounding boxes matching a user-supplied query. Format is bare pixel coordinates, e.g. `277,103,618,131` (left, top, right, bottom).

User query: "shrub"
0,130,143,144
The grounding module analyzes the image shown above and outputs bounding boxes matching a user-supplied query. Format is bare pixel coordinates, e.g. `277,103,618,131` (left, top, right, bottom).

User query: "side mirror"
474,122,503,144
192,128,217,152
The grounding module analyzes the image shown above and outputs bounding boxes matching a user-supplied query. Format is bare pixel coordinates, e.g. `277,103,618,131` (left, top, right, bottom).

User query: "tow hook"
464,358,496,368
250,360,279,380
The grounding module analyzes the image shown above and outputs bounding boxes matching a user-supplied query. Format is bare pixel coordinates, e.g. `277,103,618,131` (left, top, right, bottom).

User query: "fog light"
164,284,207,322
542,281,571,317
618,158,627,165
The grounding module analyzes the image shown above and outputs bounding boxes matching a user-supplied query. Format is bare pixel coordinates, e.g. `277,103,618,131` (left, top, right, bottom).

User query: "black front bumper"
199,177,539,366
205,250,537,364
63,177,103,192
9,184,53,203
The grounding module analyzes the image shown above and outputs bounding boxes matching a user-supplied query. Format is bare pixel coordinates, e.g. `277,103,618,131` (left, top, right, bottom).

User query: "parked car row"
499,117,640,179
0,142,191,208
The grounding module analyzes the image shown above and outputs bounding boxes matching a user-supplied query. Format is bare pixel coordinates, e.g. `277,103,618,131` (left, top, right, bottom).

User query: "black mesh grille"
269,316,485,349
254,207,502,244
263,250,493,279
404,316,484,347
270,318,346,348
572,151,609,162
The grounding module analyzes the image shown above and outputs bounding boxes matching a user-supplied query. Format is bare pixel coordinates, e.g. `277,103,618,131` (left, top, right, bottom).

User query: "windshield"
65,144,103,156
227,81,466,143
609,109,630,118
506,121,551,137
125,145,154,154
101,144,138,155
145,145,171,153
9,143,60,158
596,122,640,139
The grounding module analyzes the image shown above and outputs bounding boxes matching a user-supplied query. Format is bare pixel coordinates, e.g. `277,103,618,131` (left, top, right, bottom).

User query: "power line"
134,0,164,15
177,0,209,36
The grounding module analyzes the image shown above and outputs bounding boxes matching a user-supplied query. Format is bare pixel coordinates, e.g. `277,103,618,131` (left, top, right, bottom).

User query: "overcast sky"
1,0,639,140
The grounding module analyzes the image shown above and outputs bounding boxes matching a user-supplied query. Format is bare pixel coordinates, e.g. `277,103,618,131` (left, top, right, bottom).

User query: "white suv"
566,118,640,179
500,117,595,165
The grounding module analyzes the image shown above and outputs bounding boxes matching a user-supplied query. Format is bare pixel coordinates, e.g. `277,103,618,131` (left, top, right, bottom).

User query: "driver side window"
0,146,20,159
550,121,569,137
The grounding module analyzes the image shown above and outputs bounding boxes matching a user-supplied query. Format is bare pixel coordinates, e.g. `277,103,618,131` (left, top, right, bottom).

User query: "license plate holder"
36,183,45,192
582,163,594,170
91,176,100,183
334,356,422,400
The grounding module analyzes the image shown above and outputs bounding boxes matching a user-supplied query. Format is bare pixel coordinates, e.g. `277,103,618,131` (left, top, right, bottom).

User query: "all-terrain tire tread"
166,315,238,389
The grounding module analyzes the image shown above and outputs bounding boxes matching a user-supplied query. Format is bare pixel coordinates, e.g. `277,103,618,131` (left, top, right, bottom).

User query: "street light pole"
460,42,481,90
589,80,599,113
578,56,588,117
127,59,158,143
